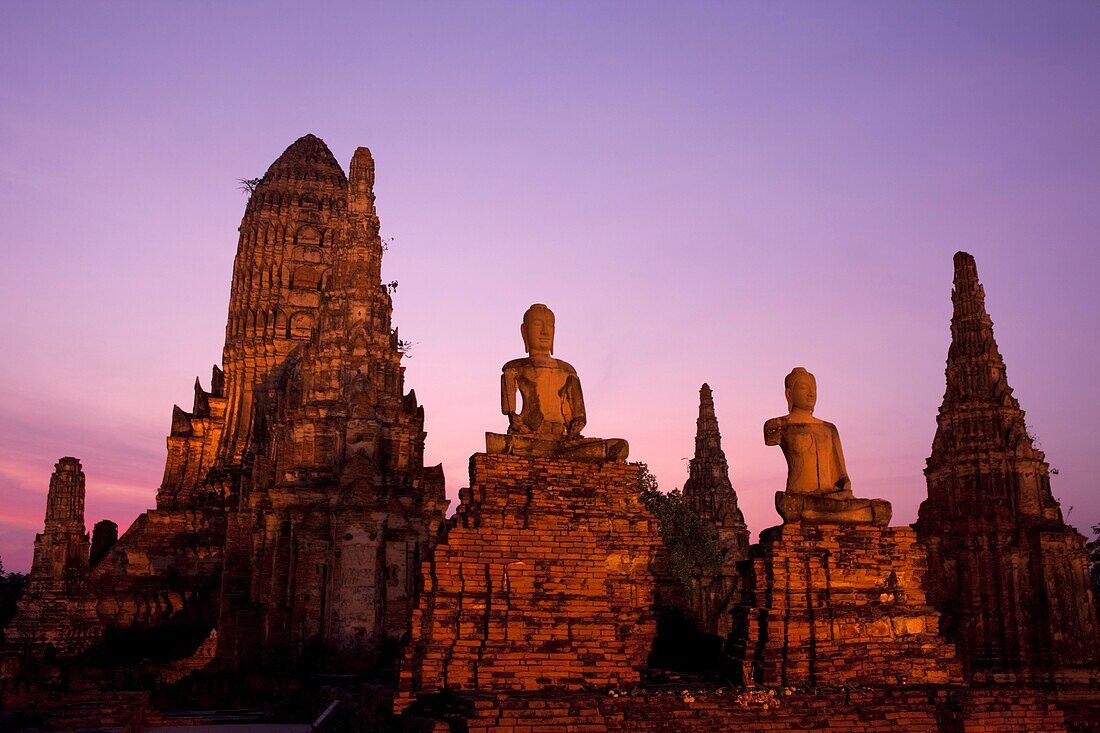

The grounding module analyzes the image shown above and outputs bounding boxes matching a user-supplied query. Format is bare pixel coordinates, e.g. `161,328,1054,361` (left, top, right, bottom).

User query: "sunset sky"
2,2,1099,571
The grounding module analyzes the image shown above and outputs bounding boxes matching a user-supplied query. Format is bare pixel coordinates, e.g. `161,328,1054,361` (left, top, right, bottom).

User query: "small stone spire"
693,383,721,459
930,251,1040,467
5,457,101,655
44,457,87,530
678,384,749,638
32,457,90,582
683,384,748,554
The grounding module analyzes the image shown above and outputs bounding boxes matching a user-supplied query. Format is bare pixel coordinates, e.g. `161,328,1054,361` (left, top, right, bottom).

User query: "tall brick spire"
916,251,1100,684
680,384,749,636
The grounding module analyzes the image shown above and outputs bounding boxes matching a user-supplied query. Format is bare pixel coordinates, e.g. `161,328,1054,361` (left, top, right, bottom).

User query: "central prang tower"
215,142,448,673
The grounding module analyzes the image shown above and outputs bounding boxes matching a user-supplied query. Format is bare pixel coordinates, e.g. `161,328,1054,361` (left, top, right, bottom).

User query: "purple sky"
2,2,1099,572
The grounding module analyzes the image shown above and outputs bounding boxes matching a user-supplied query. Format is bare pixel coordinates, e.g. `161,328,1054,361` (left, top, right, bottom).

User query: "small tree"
237,177,262,195
636,464,723,586
0,557,29,642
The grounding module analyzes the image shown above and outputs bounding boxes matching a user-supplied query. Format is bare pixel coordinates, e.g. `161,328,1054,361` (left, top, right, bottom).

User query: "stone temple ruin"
2,135,1099,732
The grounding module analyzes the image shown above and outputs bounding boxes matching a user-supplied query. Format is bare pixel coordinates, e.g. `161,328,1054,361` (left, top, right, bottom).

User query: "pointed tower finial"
932,251,1038,464
694,382,720,455
683,383,745,530
349,147,377,217
948,251,995,369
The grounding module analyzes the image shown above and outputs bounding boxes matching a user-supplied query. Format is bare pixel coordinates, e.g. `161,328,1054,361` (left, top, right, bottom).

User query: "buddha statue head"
521,303,555,356
784,367,817,414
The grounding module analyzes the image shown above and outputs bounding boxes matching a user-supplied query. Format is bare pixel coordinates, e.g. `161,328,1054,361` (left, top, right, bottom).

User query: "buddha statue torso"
764,416,851,497
503,356,584,437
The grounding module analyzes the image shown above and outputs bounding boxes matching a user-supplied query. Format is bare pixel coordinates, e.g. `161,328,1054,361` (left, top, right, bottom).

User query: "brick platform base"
731,523,964,687
393,687,1066,732
395,454,662,711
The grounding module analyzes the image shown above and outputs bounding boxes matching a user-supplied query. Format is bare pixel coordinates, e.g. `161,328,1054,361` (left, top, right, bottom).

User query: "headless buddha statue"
763,367,891,526
485,304,629,462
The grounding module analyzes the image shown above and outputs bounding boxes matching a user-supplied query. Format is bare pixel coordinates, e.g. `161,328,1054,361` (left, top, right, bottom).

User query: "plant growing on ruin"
636,464,723,586
237,177,262,195
0,558,28,643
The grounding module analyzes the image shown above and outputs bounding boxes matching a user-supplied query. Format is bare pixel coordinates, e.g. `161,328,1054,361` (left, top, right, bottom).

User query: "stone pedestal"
395,454,661,711
731,523,963,687
775,491,892,527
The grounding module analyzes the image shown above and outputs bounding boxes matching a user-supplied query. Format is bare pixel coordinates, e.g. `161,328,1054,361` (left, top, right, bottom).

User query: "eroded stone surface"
395,454,661,710
731,523,963,688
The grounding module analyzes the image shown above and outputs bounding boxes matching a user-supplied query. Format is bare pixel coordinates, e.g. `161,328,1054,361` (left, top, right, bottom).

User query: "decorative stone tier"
396,454,662,711
390,688,1067,732
3,584,102,658
731,524,963,687
89,507,226,628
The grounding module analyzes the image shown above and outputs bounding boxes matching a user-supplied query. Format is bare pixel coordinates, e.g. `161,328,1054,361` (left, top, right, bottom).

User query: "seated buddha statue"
763,367,891,526
485,304,629,462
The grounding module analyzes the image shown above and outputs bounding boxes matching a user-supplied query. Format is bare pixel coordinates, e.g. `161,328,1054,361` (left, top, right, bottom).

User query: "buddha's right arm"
763,417,783,446
501,369,517,416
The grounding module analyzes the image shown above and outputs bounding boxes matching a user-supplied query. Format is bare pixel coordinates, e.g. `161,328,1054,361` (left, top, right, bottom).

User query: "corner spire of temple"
917,250,1100,685
44,457,87,529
